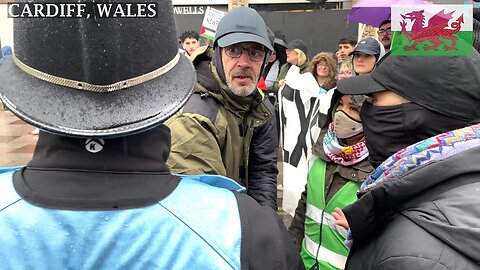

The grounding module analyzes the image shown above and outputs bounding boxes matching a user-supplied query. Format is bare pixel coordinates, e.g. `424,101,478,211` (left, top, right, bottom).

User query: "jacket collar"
28,126,171,172
14,126,179,210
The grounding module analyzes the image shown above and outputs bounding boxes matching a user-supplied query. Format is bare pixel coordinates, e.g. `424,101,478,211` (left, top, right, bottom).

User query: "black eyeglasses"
377,28,391,35
224,45,266,62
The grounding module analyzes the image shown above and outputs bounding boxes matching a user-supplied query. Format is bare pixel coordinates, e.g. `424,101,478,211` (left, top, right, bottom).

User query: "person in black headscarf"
263,38,287,91
333,49,480,269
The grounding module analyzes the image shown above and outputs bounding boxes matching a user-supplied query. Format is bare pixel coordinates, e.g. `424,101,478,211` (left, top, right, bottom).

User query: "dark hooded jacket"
343,144,480,269
166,46,278,210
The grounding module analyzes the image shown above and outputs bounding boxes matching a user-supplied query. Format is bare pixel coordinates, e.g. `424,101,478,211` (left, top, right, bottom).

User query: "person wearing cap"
332,50,480,269
377,20,392,51
272,39,310,94
288,90,373,270
0,1,303,269
350,37,385,75
165,7,279,211
309,52,337,93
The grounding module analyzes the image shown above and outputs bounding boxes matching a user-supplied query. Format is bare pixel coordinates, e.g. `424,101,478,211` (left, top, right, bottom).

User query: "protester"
0,1,304,268
262,36,287,140
336,37,357,62
289,91,373,270
335,50,342,63
337,58,353,80
179,30,200,56
273,39,310,94
350,37,385,75
166,7,279,210
263,38,287,91
309,52,337,93
334,50,480,269
377,20,391,51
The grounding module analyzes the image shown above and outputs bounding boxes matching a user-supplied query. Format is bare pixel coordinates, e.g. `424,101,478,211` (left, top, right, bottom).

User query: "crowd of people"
1,1,480,269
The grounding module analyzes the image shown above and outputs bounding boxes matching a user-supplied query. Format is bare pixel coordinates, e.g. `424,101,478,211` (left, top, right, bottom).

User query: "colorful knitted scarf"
323,123,369,166
361,124,480,191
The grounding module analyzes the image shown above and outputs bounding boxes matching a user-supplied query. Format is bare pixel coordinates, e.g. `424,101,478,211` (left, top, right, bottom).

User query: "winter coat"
343,145,480,270
289,131,373,251
0,129,304,270
166,46,278,210
272,61,310,95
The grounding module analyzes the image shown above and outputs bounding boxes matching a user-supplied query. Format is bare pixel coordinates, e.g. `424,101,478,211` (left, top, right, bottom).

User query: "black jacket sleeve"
288,184,308,252
247,103,279,210
234,192,305,270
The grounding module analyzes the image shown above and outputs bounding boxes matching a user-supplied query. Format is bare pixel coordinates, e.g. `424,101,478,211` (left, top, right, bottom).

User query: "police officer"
0,0,303,269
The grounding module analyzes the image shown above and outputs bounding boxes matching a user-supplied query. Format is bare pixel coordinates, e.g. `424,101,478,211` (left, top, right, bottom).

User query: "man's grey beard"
226,80,257,97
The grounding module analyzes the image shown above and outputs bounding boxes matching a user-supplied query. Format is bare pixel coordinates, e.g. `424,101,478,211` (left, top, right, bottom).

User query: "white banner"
279,65,333,216
201,6,225,35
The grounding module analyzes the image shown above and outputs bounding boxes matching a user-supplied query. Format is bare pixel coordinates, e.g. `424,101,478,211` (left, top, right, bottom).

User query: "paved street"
0,109,38,167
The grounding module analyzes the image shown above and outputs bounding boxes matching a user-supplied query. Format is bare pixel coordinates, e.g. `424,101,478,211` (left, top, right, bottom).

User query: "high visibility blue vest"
0,167,244,270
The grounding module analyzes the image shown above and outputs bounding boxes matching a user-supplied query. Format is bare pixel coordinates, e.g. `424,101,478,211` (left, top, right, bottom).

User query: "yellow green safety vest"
301,158,361,270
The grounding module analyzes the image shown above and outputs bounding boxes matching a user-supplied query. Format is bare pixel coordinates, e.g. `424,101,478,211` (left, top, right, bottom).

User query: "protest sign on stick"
200,7,226,41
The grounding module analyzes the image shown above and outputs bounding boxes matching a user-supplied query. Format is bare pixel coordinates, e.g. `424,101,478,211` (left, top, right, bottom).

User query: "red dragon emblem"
400,9,464,51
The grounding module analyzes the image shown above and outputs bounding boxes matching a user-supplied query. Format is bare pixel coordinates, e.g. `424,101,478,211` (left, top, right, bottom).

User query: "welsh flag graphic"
391,4,473,56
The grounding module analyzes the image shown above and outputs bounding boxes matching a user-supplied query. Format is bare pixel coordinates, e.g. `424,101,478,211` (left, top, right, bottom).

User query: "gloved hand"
344,229,353,250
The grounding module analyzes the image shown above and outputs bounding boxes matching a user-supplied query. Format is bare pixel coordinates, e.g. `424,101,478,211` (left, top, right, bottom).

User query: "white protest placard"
200,6,226,40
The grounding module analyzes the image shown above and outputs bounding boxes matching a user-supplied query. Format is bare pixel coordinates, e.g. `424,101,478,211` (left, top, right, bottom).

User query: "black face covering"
360,101,469,168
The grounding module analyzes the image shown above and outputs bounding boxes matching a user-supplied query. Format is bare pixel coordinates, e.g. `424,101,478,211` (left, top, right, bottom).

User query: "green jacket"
272,61,311,95
165,46,279,210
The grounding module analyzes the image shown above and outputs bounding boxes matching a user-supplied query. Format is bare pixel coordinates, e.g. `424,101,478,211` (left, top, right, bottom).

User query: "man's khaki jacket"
166,46,278,210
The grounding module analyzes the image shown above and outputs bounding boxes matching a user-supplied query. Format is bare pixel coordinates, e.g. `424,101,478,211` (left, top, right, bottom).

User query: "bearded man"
165,7,278,210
